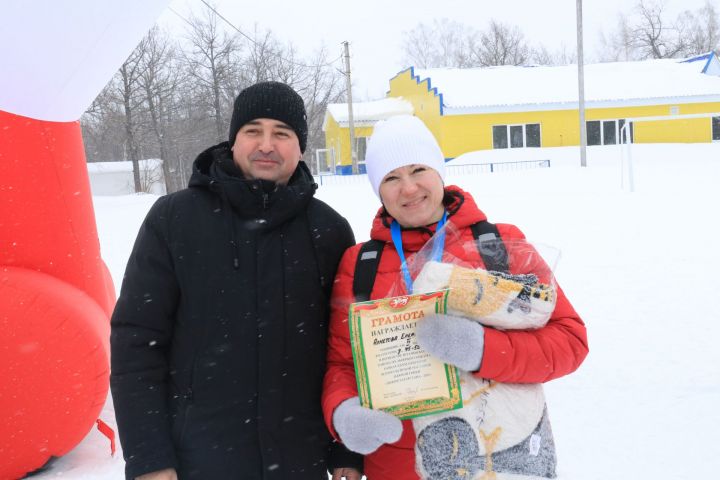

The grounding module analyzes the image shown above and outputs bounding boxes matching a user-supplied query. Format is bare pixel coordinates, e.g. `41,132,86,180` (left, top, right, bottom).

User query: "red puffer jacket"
322,186,588,480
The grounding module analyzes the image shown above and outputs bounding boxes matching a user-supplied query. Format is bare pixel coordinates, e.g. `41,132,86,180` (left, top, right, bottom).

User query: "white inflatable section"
0,0,170,121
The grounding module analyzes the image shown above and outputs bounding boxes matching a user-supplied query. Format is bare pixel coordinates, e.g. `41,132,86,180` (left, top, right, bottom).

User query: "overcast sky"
158,0,716,100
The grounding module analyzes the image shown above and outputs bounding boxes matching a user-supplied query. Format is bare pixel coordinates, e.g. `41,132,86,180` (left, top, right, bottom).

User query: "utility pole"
342,41,358,174
576,0,587,167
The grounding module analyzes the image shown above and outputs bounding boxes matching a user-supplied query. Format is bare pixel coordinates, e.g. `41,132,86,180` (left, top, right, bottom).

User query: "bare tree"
182,7,238,144
432,19,477,68
401,19,478,68
677,1,720,56
82,5,346,184
272,43,311,86
139,26,187,193
297,47,345,169
472,20,532,66
599,0,719,61
632,1,688,58
599,14,636,61
401,22,439,68
239,26,277,84
118,37,150,192
531,43,577,66
82,85,126,162
401,18,534,68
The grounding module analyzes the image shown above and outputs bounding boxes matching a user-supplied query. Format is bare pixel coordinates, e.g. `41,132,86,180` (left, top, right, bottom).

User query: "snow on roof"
680,52,720,75
326,97,413,125
409,55,720,113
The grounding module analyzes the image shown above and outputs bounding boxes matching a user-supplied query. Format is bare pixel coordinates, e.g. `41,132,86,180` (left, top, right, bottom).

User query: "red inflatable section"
0,110,115,479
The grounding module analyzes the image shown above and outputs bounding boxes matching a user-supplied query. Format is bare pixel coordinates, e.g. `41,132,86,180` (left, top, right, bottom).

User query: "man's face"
231,118,302,184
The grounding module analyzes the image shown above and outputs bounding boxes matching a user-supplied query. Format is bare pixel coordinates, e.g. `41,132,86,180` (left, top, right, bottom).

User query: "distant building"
87,159,165,195
322,97,413,174
323,52,720,173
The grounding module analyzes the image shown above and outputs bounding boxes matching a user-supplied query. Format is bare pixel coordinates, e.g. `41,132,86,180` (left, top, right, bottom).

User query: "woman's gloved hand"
416,314,485,371
333,397,403,454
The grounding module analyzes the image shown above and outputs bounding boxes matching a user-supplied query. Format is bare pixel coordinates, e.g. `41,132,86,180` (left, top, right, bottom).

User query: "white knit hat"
365,115,445,198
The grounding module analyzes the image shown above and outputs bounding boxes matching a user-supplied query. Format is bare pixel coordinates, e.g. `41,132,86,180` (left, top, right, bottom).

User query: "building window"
510,125,524,148
492,123,541,149
618,119,634,144
356,137,367,163
603,120,617,145
713,116,720,141
526,124,541,147
587,121,601,145
493,125,508,148
586,119,633,145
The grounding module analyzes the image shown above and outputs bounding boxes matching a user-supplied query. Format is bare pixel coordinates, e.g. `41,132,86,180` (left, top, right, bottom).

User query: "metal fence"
446,159,551,176
313,159,551,186
313,173,369,186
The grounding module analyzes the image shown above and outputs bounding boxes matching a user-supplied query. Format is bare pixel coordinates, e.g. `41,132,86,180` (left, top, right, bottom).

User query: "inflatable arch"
0,2,169,478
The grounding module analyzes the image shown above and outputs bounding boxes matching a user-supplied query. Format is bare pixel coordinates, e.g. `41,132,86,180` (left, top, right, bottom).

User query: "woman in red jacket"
322,115,588,480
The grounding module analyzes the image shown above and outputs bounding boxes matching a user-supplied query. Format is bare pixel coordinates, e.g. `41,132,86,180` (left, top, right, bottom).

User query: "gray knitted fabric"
416,314,485,371
416,406,557,479
333,397,403,455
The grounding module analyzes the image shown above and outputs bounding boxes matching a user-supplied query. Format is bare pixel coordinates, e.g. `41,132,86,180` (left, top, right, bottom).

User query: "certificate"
349,290,463,419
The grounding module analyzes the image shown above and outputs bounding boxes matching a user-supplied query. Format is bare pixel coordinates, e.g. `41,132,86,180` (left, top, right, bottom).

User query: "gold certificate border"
348,291,463,420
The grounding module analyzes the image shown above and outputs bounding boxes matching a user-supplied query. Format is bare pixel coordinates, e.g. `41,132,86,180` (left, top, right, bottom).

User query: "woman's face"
379,164,445,228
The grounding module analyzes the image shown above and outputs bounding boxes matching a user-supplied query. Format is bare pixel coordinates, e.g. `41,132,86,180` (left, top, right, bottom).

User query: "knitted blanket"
412,261,558,480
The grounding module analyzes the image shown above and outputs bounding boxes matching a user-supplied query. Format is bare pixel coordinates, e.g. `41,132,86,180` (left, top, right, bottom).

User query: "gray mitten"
333,397,403,454
416,314,485,371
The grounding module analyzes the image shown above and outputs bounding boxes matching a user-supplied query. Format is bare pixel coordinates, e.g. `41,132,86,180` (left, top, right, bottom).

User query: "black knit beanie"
228,81,308,153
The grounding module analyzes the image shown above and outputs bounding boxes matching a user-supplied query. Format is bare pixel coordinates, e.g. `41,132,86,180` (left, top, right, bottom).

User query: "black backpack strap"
352,239,385,302
470,221,509,273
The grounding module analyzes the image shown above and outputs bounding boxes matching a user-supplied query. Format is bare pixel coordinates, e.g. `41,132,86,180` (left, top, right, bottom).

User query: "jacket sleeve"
322,245,362,439
476,223,589,383
109,196,180,479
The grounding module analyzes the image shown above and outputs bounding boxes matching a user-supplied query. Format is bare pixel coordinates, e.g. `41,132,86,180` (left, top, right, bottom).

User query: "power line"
167,6,195,29
196,0,343,69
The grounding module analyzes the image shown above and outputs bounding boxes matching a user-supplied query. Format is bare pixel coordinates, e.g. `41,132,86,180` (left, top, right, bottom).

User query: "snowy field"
34,143,720,479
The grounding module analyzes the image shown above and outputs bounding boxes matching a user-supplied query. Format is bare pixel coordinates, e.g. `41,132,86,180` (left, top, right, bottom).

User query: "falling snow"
29,143,720,479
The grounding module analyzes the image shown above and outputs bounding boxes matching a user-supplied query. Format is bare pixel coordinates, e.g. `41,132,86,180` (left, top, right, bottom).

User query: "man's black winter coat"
110,143,356,479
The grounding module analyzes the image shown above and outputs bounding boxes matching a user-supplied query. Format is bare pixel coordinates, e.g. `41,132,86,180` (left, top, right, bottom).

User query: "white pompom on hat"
365,115,445,198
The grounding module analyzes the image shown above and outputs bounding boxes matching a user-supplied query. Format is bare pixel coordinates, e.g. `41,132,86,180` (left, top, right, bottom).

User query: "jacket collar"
188,141,316,228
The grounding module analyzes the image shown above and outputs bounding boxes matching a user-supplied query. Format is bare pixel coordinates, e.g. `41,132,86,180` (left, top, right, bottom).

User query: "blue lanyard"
390,210,448,294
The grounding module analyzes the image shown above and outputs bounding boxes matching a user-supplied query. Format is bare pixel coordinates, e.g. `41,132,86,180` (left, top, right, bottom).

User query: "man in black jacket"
110,82,361,480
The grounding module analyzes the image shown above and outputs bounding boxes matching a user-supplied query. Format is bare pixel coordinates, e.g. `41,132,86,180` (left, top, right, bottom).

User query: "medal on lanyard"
391,210,448,294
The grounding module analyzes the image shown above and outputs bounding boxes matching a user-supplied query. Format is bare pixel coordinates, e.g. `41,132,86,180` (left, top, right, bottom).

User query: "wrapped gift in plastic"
391,221,563,480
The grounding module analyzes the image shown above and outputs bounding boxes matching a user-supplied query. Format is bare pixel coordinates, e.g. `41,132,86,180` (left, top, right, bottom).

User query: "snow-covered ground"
34,143,720,479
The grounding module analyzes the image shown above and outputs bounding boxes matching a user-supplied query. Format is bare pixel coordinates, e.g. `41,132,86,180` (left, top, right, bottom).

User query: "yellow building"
324,53,720,171
321,97,412,174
